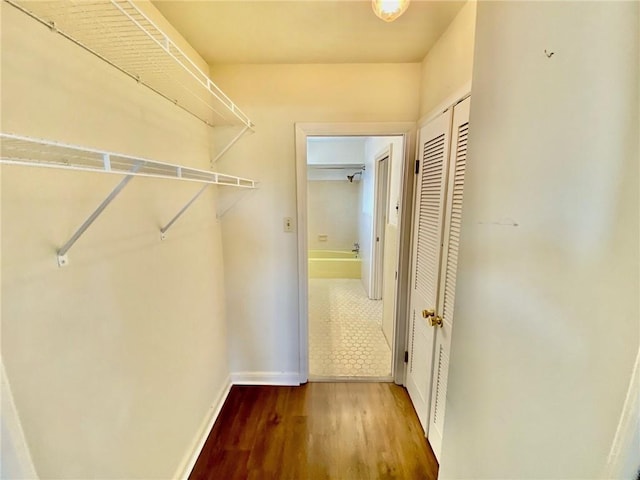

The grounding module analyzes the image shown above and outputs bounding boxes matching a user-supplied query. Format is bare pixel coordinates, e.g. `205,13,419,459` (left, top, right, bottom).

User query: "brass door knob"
429,315,443,327
422,309,435,319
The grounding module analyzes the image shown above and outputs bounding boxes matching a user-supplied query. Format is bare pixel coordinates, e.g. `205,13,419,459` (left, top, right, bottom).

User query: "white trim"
173,377,232,480
417,81,472,127
1,361,39,479
297,122,417,137
295,122,416,385
295,124,311,385
231,372,301,386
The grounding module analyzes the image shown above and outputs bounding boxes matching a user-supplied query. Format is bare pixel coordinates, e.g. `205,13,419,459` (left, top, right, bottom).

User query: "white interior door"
427,96,471,460
372,154,390,300
406,109,452,431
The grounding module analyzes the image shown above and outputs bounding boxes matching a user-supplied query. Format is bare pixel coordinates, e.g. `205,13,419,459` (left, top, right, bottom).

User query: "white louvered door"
406,109,452,431
427,96,471,460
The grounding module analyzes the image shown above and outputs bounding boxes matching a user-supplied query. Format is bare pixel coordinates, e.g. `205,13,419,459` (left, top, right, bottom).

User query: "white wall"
307,181,360,251
419,0,476,118
307,137,366,181
1,363,38,479
307,137,367,166
358,142,375,296
1,2,231,478
608,349,640,479
209,63,420,379
440,2,639,478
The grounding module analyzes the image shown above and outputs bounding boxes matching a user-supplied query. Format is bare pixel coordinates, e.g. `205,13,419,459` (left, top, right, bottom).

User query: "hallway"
308,279,392,378
189,383,438,480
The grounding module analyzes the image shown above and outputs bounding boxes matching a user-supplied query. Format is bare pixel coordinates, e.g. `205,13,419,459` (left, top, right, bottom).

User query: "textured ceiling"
152,0,466,64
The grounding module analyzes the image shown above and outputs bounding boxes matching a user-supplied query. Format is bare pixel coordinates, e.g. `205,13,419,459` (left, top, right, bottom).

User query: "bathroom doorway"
304,135,403,380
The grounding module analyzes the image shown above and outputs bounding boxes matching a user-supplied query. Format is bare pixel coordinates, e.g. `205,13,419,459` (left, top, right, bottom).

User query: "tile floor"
308,278,392,378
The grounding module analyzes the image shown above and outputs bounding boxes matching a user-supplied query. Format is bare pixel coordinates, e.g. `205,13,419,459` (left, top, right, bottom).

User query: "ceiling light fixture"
372,0,410,22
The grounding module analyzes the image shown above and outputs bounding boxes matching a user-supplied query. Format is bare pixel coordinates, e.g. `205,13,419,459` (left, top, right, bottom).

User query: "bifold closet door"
427,96,471,461
405,109,452,431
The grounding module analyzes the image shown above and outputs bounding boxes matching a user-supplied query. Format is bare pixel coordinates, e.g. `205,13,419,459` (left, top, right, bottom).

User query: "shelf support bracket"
211,125,250,166
216,186,257,220
57,162,142,267
160,184,211,240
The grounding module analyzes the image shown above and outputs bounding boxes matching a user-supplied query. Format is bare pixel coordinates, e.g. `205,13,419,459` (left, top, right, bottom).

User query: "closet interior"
1,0,256,266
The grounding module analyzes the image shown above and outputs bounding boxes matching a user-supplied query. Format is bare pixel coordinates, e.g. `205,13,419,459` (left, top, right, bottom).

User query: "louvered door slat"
414,131,447,302
432,344,450,439
427,96,471,462
442,120,468,322
406,109,452,433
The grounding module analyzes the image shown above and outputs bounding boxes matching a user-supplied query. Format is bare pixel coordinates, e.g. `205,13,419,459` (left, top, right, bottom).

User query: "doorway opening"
304,135,403,381
295,122,416,385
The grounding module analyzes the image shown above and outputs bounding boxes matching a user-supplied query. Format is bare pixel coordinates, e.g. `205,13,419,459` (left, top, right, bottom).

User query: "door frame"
295,122,416,384
371,147,391,300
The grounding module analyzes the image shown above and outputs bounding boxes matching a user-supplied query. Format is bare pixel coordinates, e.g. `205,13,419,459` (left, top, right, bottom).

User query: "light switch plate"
284,217,295,232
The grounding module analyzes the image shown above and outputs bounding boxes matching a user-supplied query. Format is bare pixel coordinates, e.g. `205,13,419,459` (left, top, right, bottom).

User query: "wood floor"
189,382,438,480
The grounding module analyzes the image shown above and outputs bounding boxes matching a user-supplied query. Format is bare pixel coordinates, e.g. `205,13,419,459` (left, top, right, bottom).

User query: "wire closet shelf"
0,133,256,266
0,133,255,188
5,0,253,129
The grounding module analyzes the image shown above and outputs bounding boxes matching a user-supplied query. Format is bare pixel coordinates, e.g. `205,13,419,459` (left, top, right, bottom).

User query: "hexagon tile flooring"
309,278,392,378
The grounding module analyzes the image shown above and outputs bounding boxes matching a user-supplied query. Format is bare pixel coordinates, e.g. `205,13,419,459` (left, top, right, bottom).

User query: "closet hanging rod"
5,0,254,129
0,133,256,266
4,0,205,128
307,164,365,170
162,178,261,238
0,133,256,188
212,126,251,165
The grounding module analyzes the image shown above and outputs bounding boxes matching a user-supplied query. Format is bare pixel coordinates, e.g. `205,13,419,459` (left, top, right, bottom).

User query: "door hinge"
395,271,398,280
404,351,409,363
415,159,420,174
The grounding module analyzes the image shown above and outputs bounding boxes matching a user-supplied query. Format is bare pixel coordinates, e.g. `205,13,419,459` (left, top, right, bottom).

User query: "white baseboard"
173,377,232,480
231,371,301,386
172,371,300,478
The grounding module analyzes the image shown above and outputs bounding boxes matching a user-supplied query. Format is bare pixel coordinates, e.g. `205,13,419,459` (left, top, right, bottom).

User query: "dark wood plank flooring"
189,382,438,480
